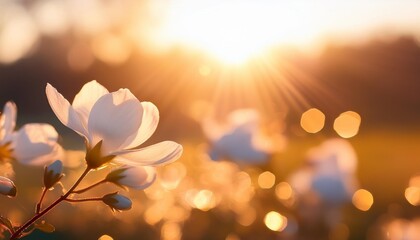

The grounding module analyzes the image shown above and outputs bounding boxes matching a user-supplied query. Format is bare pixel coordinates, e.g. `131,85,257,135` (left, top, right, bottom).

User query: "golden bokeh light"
31,0,69,37
98,235,113,240
0,4,39,64
258,171,276,189
225,234,240,240
236,207,257,227
275,182,293,201
264,211,288,232
300,108,325,133
186,189,217,211
352,189,374,211
161,222,182,240
91,33,131,65
405,187,420,206
333,111,361,138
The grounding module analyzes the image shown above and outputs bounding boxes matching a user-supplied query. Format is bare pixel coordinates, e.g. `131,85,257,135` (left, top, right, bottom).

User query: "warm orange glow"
352,189,374,211
186,189,217,211
334,111,361,138
158,1,323,64
236,207,257,227
264,211,287,232
405,187,420,206
98,235,113,240
275,182,293,200
161,222,182,240
300,108,325,133
258,171,276,189
91,33,131,65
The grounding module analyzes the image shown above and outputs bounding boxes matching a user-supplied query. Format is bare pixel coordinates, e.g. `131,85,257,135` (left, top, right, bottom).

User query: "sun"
157,0,322,64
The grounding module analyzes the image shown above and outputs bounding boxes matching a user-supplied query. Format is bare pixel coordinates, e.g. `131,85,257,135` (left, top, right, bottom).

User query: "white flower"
0,102,63,166
102,192,132,211
0,176,16,197
202,109,282,165
289,138,359,205
106,166,156,190
46,80,183,169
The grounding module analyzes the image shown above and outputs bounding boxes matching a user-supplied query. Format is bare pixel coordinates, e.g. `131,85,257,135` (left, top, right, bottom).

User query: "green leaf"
34,221,55,233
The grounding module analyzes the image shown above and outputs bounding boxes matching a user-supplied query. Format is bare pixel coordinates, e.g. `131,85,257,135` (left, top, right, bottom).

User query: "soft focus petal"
114,141,183,166
87,89,143,154
72,80,109,126
46,83,88,137
122,102,159,149
0,101,17,144
12,124,63,166
107,166,156,190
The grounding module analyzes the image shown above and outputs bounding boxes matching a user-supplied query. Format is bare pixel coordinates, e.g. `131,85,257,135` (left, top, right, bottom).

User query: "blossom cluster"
0,81,182,239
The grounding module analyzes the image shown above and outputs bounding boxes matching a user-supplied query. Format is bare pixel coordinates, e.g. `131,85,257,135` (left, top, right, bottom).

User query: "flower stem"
35,188,48,214
72,179,107,194
10,167,91,240
64,197,103,203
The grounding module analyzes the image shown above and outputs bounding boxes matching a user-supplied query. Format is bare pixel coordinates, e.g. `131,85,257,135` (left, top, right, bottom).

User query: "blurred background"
1,0,420,239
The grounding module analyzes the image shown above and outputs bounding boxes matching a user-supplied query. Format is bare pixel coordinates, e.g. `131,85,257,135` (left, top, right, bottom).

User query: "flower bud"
102,192,132,211
0,176,16,197
105,166,156,190
44,160,64,189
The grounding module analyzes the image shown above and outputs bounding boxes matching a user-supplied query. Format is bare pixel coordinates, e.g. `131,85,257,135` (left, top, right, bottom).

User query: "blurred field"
2,124,420,240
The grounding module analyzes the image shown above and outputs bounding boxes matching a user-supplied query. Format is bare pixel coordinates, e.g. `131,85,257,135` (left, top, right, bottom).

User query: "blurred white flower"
106,166,156,190
290,138,358,205
0,176,16,197
287,138,359,231
0,101,63,166
46,80,183,169
202,109,283,165
102,192,132,211
307,138,358,204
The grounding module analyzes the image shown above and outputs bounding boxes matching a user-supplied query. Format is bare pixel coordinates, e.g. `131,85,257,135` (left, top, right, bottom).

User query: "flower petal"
72,80,109,127
87,89,143,154
12,124,63,166
46,83,87,138
114,141,183,166
0,101,17,144
107,166,156,190
122,102,159,149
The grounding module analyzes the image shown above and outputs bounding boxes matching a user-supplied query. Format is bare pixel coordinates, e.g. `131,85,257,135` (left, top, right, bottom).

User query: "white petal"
12,124,63,166
45,83,87,138
114,141,183,166
119,166,156,190
0,101,17,144
87,89,143,154
72,80,109,127
122,102,159,149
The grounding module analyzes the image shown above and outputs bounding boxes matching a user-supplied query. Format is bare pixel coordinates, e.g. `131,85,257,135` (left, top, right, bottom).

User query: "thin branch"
10,167,91,240
35,187,48,214
72,179,107,194
64,197,103,203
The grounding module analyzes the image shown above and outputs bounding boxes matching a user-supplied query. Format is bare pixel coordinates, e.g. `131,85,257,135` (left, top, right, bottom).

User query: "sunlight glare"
161,0,320,64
